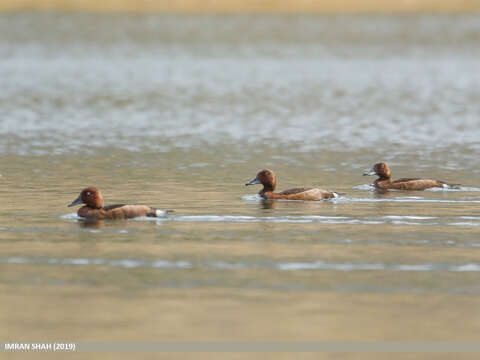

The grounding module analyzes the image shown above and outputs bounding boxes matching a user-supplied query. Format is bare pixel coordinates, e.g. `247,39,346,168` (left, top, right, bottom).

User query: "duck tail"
442,183,461,190
147,208,174,217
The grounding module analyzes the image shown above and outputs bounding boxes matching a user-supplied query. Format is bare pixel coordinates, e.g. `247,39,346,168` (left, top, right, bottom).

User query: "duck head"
68,187,104,209
245,169,276,191
363,162,391,179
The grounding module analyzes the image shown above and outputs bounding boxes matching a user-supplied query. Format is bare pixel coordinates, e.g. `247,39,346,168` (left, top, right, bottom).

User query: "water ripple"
354,185,480,192
3,256,480,272
59,213,480,226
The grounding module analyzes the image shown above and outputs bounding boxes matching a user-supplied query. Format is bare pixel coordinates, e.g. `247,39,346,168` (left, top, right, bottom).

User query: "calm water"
1,12,480,358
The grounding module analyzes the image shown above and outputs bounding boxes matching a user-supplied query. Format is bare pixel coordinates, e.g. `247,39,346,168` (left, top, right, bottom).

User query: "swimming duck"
363,162,456,190
245,169,338,200
68,187,169,220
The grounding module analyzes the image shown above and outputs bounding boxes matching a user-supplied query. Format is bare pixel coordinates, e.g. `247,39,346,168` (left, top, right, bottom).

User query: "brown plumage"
363,162,455,190
245,169,338,200
67,187,168,220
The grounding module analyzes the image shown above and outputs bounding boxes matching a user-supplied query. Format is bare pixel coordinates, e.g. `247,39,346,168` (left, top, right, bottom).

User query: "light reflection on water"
1,12,480,347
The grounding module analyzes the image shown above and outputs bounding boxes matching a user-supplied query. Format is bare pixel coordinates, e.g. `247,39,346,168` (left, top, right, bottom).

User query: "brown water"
1,13,480,359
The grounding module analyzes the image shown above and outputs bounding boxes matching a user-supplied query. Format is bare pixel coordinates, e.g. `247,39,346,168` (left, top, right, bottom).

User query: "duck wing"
279,187,311,195
102,204,127,211
274,188,336,200
389,178,445,190
392,177,422,183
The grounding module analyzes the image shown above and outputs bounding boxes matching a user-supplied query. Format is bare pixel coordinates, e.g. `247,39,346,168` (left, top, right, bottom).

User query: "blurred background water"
1,13,480,359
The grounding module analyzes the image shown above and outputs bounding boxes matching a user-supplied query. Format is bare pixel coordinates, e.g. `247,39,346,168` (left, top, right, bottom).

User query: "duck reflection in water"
261,199,277,209
78,218,104,229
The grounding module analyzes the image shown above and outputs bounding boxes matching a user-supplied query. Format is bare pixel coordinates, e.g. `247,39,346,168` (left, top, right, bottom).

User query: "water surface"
1,13,480,358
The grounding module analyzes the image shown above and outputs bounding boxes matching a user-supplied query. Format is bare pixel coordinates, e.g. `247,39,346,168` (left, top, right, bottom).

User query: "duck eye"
86,192,91,196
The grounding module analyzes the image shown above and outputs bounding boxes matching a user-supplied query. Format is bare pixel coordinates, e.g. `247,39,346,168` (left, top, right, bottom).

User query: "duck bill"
68,194,83,207
363,167,377,176
245,177,261,186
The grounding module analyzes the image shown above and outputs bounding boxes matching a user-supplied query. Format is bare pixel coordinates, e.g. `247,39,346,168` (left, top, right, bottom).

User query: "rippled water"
1,13,480,355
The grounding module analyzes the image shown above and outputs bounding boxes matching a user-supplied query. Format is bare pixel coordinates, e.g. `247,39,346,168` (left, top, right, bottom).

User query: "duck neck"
376,175,391,183
260,185,274,196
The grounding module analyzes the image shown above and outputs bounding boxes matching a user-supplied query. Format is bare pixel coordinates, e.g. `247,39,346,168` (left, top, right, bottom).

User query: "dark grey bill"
363,167,377,176
245,177,261,186
68,194,83,207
